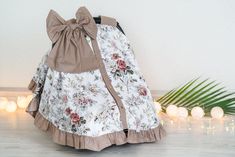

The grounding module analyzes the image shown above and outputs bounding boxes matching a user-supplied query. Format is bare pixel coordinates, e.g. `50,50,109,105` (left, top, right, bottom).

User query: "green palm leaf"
157,78,235,116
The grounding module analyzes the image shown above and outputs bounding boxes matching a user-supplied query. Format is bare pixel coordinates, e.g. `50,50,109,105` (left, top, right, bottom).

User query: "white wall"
0,0,235,91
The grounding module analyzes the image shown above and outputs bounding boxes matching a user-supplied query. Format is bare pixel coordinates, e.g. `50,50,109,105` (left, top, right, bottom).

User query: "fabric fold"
28,79,37,92
25,89,40,118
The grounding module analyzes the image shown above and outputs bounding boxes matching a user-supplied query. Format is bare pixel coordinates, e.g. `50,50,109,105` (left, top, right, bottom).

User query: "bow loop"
76,7,97,39
76,16,90,26
46,10,67,43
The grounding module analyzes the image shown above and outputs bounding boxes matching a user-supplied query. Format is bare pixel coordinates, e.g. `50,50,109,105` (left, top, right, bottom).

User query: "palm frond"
157,78,235,116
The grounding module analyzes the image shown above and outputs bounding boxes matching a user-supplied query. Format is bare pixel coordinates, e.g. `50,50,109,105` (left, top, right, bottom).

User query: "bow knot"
68,23,82,31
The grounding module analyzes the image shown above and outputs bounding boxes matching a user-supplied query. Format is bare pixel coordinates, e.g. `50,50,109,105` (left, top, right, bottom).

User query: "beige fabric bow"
46,7,99,73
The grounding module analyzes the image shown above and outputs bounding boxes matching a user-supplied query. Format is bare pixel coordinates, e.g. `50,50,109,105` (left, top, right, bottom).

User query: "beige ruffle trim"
28,79,37,92
33,112,166,151
26,80,166,151
26,80,39,118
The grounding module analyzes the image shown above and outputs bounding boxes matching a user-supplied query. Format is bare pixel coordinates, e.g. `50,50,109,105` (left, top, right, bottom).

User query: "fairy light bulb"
191,106,205,119
211,106,224,119
0,97,8,110
177,107,188,118
17,96,28,109
154,101,162,113
166,105,178,117
5,101,17,112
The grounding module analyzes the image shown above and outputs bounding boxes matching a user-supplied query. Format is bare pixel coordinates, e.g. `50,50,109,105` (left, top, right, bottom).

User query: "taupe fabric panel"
46,7,99,73
101,16,117,27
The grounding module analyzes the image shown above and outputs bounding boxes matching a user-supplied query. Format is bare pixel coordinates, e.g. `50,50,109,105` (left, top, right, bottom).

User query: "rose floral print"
138,86,148,96
38,68,123,136
96,24,159,131
111,53,134,79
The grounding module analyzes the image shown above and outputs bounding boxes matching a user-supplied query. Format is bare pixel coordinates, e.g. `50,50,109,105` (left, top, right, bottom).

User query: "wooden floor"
0,109,234,157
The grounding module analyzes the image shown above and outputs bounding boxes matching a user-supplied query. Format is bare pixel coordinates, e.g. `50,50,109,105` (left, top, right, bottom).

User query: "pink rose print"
117,59,127,71
138,86,147,96
65,107,72,115
70,113,80,123
111,54,133,84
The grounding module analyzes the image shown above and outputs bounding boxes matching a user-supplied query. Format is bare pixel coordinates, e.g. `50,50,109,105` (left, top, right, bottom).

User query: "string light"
0,97,8,110
0,95,33,112
166,105,178,117
5,101,17,112
191,106,205,119
154,101,162,113
211,106,224,119
17,96,28,109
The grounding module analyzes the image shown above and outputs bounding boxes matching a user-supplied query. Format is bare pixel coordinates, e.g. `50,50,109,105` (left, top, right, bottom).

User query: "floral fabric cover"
27,14,165,150
32,24,159,136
